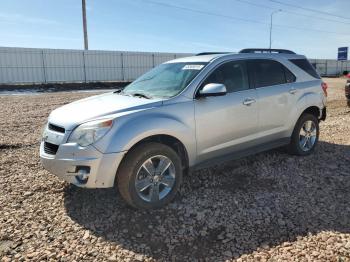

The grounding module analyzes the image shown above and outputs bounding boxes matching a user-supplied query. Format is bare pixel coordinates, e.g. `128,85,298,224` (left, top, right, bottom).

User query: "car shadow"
64,141,350,261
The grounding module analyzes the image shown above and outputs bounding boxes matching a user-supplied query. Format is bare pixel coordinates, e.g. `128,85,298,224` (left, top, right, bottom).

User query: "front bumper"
40,142,125,188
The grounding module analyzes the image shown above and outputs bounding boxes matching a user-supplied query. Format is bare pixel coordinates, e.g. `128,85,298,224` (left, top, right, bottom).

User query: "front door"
194,60,259,163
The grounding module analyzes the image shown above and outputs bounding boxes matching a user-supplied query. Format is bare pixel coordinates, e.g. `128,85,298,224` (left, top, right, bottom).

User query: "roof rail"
195,52,231,56
239,48,296,54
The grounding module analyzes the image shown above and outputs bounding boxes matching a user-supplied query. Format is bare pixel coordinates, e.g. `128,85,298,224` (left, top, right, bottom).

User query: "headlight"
68,119,113,147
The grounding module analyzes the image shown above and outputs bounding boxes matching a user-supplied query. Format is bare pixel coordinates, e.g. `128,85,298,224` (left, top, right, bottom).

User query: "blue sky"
0,0,349,58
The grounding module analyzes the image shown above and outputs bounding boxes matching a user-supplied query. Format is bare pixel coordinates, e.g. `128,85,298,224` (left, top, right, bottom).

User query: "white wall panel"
123,52,154,81
84,51,123,81
43,49,85,82
0,48,44,83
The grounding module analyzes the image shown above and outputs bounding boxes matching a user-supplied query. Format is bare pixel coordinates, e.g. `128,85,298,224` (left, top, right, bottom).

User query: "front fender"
94,104,196,166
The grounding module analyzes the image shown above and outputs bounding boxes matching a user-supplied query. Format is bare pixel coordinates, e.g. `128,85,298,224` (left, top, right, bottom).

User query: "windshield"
122,62,207,98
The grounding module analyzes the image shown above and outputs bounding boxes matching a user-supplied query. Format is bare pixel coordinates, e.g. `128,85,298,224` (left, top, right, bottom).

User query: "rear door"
248,59,297,141
194,60,259,163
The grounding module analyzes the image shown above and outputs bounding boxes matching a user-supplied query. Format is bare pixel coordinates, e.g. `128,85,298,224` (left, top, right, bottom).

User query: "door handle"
243,98,256,106
289,88,298,94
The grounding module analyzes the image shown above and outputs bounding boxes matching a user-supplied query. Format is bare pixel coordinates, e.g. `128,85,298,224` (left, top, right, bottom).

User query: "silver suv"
40,48,327,209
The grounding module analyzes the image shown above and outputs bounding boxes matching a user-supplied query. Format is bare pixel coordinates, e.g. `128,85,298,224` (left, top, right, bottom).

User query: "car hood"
48,92,163,130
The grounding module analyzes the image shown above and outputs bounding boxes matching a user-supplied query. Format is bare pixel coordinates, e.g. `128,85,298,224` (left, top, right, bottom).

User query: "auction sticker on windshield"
182,65,204,70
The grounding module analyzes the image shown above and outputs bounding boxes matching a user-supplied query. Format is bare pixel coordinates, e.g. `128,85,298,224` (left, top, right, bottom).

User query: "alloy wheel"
299,120,317,151
135,155,176,202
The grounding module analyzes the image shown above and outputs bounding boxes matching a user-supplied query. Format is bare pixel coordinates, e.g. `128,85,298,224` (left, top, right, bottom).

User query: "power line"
145,0,263,25
143,0,349,36
235,0,350,25
268,0,350,21
234,0,279,11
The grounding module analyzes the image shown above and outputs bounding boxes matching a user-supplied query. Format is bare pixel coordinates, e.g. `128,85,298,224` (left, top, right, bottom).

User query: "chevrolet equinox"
40,48,327,209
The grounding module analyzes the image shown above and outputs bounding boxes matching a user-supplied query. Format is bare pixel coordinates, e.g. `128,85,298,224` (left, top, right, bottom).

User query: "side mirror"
198,83,227,97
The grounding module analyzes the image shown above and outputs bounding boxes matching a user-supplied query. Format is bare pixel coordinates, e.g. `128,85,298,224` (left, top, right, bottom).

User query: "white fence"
0,47,349,85
0,47,190,84
309,59,350,76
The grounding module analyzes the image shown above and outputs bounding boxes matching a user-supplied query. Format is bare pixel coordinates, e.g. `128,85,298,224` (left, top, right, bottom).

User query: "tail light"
321,82,328,97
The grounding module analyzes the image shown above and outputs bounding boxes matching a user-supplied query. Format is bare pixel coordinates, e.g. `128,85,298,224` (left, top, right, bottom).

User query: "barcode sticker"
182,65,204,70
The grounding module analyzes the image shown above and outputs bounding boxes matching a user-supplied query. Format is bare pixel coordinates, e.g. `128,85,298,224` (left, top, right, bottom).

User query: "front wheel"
117,142,183,209
288,113,319,156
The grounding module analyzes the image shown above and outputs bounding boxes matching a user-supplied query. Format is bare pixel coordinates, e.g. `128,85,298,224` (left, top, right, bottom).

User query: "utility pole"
82,0,89,50
269,9,282,50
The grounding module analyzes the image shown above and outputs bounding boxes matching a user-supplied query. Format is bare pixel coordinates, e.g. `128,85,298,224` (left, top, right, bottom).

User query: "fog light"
75,166,90,184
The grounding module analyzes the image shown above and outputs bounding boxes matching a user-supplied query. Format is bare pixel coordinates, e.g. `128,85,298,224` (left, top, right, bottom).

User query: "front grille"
48,123,65,133
44,142,59,155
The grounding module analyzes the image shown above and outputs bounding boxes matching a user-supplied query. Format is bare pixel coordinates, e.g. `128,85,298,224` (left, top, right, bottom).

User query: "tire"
117,142,183,209
288,113,319,156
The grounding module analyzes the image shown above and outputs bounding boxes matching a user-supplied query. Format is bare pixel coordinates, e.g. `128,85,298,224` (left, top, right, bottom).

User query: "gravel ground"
0,78,349,261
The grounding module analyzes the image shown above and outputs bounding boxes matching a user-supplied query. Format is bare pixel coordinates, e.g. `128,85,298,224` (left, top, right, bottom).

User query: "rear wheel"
288,113,319,156
117,142,182,209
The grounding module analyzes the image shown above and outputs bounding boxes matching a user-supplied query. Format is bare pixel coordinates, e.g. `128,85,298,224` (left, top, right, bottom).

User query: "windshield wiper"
114,89,132,97
131,93,152,99
113,89,123,94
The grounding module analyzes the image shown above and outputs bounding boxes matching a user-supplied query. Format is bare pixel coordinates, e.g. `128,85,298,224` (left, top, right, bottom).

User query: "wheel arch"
115,134,190,187
300,105,321,119
128,134,189,171
287,99,323,137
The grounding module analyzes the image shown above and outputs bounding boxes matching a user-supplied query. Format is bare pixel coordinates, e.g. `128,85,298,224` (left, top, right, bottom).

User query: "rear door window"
249,59,287,88
284,67,296,83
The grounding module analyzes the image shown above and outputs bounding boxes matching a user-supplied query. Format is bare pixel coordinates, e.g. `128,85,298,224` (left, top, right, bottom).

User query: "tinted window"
284,67,296,83
289,59,320,79
251,59,286,88
203,61,249,93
